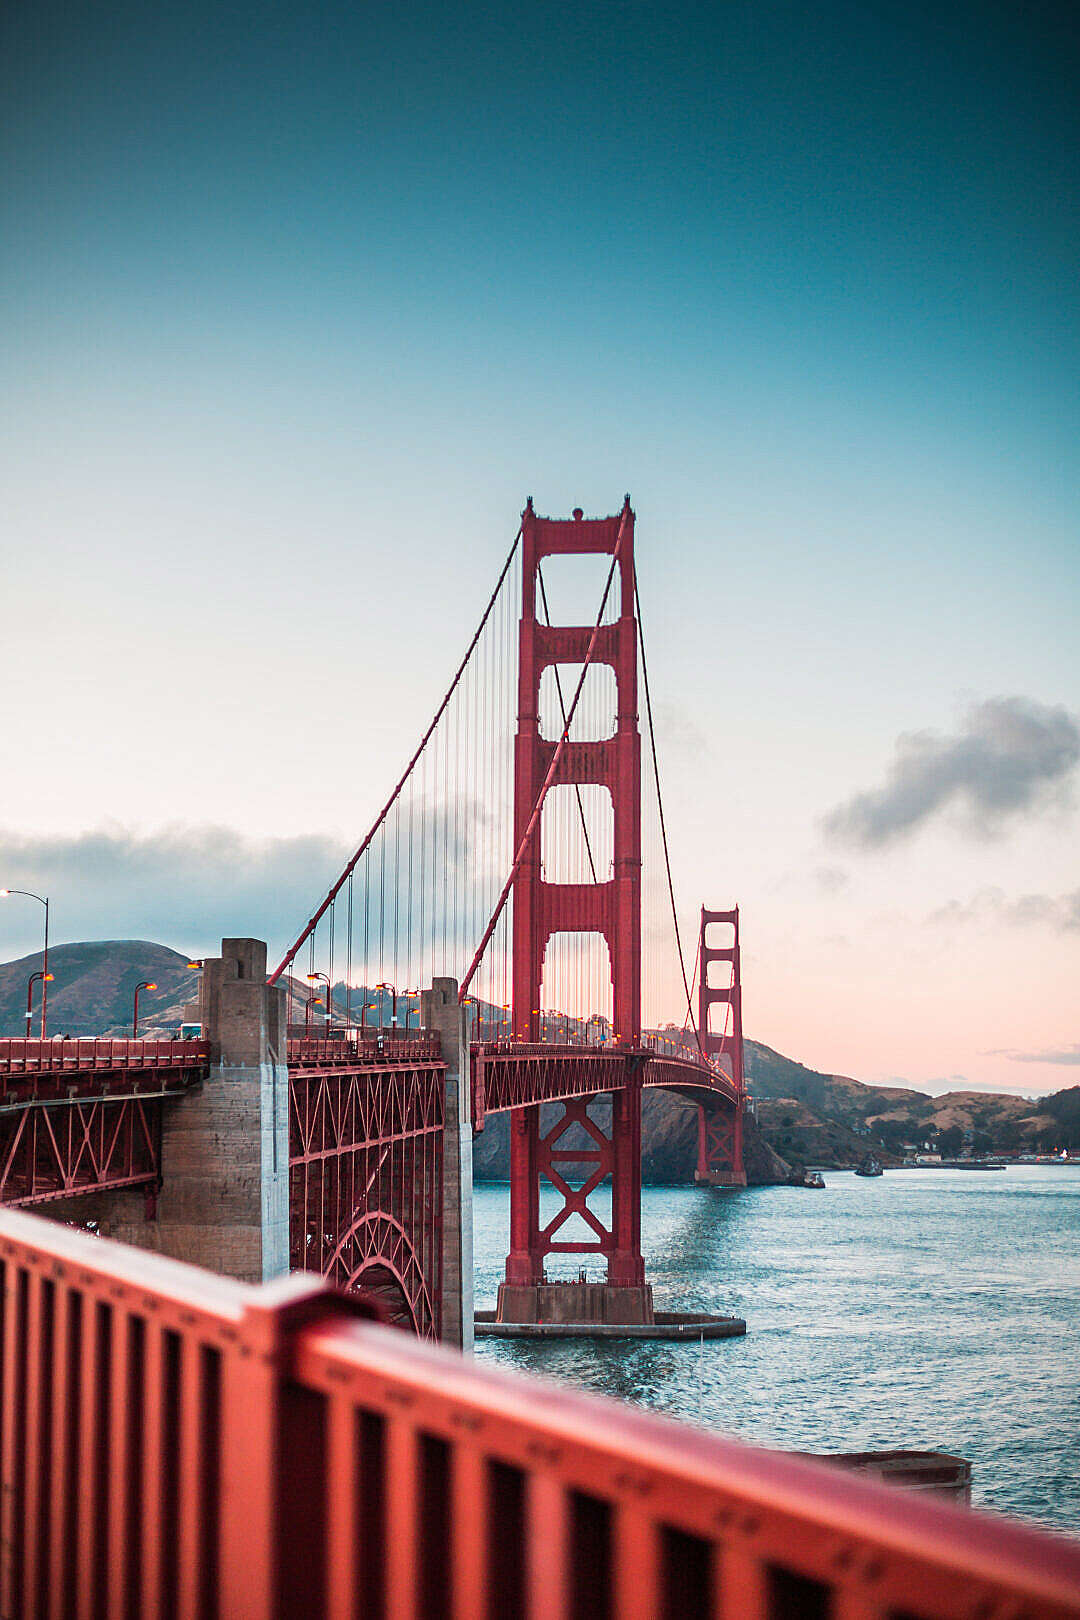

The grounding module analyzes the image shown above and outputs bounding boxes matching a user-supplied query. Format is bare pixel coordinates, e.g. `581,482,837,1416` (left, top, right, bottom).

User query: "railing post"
421,978,473,1350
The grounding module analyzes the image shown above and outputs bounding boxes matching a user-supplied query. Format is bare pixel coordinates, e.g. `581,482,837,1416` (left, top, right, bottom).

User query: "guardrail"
287,1033,442,1067
0,1036,212,1070
1,1208,1077,1619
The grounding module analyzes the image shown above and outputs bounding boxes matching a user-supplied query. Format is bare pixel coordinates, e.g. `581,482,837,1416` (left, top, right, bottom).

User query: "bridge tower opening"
696,907,748,1187
498,497,652,1324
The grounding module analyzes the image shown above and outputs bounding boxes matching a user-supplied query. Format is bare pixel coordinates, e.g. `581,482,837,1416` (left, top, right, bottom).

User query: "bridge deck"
472,1039,738,1121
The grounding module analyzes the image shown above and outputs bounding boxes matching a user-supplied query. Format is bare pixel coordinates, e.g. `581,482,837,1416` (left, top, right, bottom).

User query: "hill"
2,941,1074,1170
744,1040,1076,1161
0,941,200,1038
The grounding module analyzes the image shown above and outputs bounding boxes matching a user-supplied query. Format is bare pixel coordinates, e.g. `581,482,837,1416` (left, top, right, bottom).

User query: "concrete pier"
422,977,474,1350
44,938,290,1285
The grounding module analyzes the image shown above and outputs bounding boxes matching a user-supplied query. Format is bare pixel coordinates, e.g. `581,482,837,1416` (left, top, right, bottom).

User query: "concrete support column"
51,939,290,1282
168,937,290,1282
421,978,473,1352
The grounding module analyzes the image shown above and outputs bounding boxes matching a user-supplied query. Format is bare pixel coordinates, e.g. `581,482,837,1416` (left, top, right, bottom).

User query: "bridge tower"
498,497,651,1324
696,907,748,1186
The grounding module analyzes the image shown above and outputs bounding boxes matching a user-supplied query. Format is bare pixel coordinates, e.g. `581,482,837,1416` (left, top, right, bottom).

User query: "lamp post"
307,972,332,1032
1,889,50,1037
26,971,54,1034
376,982,397,1035
133,981,157,1038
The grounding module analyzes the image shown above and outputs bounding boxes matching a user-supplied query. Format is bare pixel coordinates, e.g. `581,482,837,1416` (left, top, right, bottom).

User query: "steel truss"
289,1059,444,1339
0,1093,164,1205
474,1041,737,1121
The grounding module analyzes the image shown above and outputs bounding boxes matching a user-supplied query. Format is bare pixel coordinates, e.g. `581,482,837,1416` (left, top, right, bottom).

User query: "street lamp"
376,982,398,1035
463,996,482,1042
26,972,54,1034
306,972,332,1032
1,889,50,1037
133,981,157,1038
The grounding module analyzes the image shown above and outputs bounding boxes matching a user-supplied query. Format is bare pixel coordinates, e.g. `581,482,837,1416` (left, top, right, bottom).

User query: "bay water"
472,1166,1080,1530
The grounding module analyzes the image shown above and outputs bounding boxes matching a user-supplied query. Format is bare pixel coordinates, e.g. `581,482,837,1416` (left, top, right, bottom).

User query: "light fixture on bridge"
132,981,157,1038
1,888,50,1038
375,982,399,1030
25,972,54,1031
306,972,332,1033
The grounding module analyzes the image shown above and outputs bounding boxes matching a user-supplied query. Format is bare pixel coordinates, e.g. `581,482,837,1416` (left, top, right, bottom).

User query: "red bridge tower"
696,907,748,1186
498,498,651,1323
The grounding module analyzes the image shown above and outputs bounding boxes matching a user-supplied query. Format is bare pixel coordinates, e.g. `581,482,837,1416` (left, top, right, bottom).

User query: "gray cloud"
928,887,1080,931
815,865,850,894
824,698,1080,847
654,701,711,761
1002,1046,1080,1067
0,813,483,964
0,824,350,957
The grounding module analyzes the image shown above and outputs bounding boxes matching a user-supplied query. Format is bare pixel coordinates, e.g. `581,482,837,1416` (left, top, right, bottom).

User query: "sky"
2,0,1077,1095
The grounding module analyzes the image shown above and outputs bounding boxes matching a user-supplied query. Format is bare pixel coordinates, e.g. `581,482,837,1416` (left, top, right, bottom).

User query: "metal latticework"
288,1043,444,1339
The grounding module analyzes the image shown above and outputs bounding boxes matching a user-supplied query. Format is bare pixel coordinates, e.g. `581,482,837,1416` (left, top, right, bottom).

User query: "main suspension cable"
269,524,523,984
634,564,704,1059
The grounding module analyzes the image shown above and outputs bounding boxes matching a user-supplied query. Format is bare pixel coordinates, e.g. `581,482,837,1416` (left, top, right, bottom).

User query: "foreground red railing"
1,1209,1078,1620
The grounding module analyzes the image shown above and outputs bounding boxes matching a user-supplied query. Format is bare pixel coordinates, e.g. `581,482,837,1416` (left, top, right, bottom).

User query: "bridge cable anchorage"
633,564,706,1063
268,523,523,985
458,506,630,1002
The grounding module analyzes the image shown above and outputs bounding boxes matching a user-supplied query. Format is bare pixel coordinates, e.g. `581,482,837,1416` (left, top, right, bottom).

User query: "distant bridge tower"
696,907,748,1186
499,497,651,1322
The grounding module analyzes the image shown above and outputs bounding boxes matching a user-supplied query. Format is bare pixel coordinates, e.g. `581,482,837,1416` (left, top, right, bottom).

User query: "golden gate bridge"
0,499,1076,1616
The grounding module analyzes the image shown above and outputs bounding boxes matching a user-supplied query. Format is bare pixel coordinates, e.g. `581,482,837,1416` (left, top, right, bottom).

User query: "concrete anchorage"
43,938,290,1286
422,978,474,1351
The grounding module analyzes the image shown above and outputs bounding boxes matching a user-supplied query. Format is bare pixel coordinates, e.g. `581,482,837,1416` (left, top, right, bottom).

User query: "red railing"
2,1208,1077,1620
0,1036,211,1085
287,1033,442,1068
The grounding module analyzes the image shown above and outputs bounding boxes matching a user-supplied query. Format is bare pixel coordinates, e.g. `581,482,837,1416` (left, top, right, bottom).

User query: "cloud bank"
0,811,495,967
824,698,1079,847
0,825,351,956
929,887,1080,932
1002,1045,1080,1067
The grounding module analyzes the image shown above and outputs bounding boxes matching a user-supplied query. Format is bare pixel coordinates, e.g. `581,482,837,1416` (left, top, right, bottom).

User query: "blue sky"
2,0,1077,1092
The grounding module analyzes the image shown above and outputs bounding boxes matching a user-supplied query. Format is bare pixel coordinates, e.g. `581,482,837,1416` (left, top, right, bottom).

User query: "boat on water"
854,1156,883,1177
938,1158,1006,1171
804,1170,826,1189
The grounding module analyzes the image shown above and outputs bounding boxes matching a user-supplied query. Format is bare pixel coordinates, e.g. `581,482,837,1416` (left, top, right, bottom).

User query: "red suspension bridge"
2,499,1079,1618
0,497,746,1340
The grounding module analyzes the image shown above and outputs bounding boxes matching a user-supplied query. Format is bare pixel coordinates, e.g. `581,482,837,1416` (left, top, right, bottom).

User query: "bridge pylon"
695,907,748,1187
498,497,652,1326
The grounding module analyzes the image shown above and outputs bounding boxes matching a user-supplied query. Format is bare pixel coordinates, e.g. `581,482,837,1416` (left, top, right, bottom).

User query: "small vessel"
804,1170,826,1189
854,1156,883,1177
938,1158,1006,1171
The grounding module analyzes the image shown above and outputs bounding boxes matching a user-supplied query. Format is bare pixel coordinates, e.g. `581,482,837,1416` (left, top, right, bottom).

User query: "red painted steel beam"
288,1059,445,1339
0,1094,163,1205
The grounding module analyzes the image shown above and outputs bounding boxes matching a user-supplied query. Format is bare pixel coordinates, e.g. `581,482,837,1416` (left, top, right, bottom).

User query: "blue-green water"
472,1167,1080,1531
